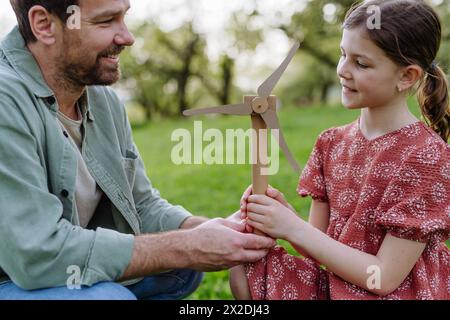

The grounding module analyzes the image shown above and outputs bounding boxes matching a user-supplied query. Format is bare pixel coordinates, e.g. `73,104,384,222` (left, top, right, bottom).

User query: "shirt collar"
79,90,95,121
0,26,53,98
0,26,95,122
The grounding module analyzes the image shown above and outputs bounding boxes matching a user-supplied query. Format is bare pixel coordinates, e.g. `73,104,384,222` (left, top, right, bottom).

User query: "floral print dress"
245,119,449,300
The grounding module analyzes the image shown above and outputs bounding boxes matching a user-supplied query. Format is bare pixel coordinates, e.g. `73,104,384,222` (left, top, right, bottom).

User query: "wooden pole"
245,95,277,236
251,113,269,195
245,95,277,195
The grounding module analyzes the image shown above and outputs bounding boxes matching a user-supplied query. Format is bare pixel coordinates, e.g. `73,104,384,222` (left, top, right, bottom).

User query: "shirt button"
46,96,56,105
63,131,69,138
61,190,69,198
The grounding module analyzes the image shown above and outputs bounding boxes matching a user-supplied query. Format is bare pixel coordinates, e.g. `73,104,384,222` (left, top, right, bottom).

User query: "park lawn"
131,102,433,300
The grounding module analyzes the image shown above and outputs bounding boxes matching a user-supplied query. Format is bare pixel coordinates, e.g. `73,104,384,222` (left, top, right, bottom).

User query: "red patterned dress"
245,119,449,300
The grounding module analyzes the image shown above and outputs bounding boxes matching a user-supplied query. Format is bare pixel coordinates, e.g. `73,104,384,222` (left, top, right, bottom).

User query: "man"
0,0,274,300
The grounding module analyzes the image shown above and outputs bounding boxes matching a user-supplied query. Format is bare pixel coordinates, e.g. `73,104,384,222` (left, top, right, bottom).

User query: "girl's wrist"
285,215,307,244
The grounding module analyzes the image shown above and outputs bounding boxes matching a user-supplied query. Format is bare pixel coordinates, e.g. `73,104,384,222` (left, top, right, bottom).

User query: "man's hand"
185,218,276,272
120,217,275,281
226,210,245,225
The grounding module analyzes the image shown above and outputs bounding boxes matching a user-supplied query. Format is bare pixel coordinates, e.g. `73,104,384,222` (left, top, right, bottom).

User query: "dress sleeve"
296,130,331,202
375,142,450,243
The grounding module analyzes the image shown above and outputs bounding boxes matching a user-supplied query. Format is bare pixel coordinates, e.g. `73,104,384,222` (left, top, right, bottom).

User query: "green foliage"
119,1,450,119
120,21,210,118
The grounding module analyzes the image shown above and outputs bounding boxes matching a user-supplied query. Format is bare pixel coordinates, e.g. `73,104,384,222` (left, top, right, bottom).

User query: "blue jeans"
0,269,203,300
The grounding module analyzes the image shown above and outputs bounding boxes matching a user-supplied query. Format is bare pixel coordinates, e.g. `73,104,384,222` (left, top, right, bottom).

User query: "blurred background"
0,0,448,299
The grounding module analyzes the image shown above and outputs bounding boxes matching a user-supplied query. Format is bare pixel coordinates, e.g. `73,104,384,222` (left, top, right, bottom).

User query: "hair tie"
427,61,437,72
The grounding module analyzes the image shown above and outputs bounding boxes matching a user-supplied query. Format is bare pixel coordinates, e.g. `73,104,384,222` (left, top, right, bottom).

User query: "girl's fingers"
267,186,288,204
247,211,266,224
266,186,279,197
247,202,271,215
248,194,276,206
240,185,253,206
267,187,293,211
246,219,266,234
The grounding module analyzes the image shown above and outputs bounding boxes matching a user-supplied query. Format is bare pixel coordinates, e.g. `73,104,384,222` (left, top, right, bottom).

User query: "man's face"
57,0,134,86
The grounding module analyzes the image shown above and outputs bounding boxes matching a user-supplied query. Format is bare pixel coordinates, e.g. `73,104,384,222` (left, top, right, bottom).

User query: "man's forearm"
119,216,276,282
119,230,192,281
179,216,209,229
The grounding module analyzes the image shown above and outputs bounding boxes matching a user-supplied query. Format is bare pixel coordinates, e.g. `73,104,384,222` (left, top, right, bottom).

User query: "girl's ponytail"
418,65,450,142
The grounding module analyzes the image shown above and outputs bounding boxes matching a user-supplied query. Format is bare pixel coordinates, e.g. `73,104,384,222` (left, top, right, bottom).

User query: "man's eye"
98,19,114,24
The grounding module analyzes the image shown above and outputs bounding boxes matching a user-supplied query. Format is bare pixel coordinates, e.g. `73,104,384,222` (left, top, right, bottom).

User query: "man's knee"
160,269,204,300
177,269,204,299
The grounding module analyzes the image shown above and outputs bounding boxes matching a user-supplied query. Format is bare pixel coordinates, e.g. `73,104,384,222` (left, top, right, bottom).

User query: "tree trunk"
220,55,234,105
178,33,200,115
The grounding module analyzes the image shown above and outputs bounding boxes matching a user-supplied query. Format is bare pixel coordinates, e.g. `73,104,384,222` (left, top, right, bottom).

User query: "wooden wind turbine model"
183,42,301,198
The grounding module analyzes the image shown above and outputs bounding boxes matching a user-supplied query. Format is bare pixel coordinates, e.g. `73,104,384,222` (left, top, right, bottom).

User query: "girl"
230,0,449,300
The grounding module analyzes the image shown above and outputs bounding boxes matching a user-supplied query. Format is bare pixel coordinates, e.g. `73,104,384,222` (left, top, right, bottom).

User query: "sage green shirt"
0,27,192,290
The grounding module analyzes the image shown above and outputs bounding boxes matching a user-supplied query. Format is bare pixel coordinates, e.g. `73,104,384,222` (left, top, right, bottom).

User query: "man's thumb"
220,219,246,232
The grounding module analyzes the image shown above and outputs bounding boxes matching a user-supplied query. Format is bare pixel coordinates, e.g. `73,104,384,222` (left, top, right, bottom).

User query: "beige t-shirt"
57,109,103,228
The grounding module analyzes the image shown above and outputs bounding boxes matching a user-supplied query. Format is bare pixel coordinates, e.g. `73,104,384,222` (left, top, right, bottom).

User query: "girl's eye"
357,60,368,68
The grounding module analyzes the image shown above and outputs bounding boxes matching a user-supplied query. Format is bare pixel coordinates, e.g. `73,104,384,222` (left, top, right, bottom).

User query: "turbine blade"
261,109,300,173
257,42,300,99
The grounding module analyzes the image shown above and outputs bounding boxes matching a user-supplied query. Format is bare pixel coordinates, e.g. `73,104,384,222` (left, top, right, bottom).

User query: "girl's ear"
397,65,423,92
28,5,58,46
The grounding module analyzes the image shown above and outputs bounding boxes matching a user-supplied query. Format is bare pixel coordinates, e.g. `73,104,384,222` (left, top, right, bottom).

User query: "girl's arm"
246,195,426,296
290,222,426,296
308,199,330,233
290,199,330,259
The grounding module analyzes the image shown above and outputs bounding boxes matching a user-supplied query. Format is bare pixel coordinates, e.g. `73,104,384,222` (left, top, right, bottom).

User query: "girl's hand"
246,194,302,241
240,185,295,215
240,185,295,233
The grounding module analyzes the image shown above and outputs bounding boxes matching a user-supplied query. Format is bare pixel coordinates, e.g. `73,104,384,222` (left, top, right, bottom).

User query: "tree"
120,21,209,119
275,0,355,104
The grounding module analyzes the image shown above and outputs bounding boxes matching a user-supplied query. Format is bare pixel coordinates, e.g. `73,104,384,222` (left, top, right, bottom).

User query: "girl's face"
337,28,403,110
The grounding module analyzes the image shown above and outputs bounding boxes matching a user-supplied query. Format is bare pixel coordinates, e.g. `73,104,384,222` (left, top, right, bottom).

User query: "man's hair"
10,0,79,43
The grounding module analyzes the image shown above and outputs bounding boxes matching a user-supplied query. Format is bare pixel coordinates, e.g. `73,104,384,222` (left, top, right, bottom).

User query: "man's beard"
57,44,125,88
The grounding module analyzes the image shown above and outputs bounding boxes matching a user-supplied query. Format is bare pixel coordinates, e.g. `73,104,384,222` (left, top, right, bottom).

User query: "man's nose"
115,23,135,47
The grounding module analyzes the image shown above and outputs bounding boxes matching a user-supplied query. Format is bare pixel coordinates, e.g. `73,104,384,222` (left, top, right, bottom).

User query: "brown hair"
10,0,79,44
344,0,450,142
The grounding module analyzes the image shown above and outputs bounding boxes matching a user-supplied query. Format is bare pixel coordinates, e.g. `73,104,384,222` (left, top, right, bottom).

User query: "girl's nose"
337,63,352,80
336,56,352,80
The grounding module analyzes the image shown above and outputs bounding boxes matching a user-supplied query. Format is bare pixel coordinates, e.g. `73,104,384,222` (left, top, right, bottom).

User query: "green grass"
132,104,361,299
